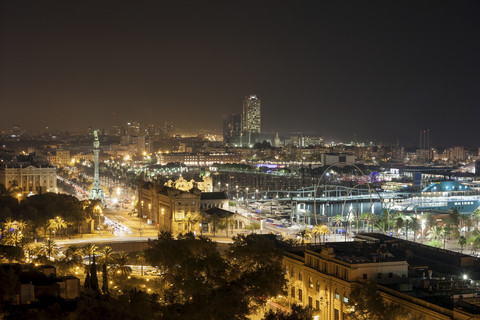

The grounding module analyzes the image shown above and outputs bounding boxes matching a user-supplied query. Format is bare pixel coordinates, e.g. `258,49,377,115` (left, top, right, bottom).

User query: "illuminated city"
1,1,480,320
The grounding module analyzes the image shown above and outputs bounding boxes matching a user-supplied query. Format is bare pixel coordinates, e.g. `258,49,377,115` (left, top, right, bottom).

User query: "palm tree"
312,225,323,244
48,216,67,238
41,239,59,260
441,225,452,250
64,245,84,266
395,217,404,237
136,252,146,276
427,226,442,241
409,218,421,243
83,244,98,265
98,246,116,267
111,251,132,278
298,229,312,244
319,225,331,243
24,242,42,260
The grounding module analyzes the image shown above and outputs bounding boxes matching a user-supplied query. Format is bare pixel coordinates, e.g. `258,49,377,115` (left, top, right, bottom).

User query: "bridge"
240,185,411,204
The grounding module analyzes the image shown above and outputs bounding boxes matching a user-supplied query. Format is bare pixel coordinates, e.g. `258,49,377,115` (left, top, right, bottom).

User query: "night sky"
1,1,479,146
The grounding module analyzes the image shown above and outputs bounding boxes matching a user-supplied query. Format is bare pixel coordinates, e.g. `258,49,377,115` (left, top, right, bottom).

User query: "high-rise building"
222,114,242,145
242,95,261,134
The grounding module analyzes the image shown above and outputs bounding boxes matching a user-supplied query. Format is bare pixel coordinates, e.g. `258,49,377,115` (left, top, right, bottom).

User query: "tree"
312,225,323,244
409,218,421,242
41,239,59,260
48,216,67,238
441,225,452,250
90,254,99,292
458,236,467,253
345,282,401,320
226,234,287,307
427,226,441,241
143,232,285,319
136,252,146,277
262,304,313,320
298,229,312,244
64,244,85,266
83,244,98,265
111,251,132,279
395,217,404,237
245,222,261,234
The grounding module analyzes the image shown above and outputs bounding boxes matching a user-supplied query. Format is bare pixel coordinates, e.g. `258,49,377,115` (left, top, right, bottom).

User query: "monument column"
89,130,105,201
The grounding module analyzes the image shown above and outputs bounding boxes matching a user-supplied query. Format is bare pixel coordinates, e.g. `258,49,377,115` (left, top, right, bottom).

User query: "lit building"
137,182,202,234
157,152,240,166
242,95,261,134
47,149,71,167
282,235,478,320
320,154,355,167
0,153,57,195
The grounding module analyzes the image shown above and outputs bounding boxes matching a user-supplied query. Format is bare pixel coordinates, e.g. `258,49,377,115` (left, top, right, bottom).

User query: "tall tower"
242,95,261,134
89,130,105,201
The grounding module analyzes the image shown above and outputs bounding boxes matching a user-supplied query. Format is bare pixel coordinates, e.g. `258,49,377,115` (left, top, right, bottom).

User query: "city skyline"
1,1,479,146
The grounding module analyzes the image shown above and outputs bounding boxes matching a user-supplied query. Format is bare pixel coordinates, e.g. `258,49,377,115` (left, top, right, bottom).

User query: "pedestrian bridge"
243,185,410,204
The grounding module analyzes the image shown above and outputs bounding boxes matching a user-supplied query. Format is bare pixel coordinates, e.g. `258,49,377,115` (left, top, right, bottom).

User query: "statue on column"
89,130,105,201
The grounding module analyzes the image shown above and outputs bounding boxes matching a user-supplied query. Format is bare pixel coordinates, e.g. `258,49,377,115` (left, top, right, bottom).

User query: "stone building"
0,165,57,194
137,181,202,235
281,234,479,320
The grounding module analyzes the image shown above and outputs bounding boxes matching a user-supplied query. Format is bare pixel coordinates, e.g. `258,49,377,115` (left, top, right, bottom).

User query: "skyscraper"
223,113,242,145
242,95,261,134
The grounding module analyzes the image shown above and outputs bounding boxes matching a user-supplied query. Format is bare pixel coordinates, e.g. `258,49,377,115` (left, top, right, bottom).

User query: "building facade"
137,182,202,235
0,165,57,194
282,239,478,320
242,95,261,134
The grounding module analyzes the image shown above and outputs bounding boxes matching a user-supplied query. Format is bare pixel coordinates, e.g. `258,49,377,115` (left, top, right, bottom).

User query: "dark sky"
1,1,479,146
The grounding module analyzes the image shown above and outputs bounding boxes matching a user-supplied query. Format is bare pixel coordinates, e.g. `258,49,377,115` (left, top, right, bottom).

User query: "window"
334,309,339,320
309,277,313,288
291,287,295,298
363,274,367,279
298,270,302,281
308,297,313,307
377,273,382,279
291,267,295,278
343,296,349,303
316,280,320,292
316,300,320,310
298,289,303,301
334,291,340,300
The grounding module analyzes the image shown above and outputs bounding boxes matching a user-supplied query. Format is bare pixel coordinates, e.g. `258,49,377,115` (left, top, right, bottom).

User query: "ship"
395,181,480,214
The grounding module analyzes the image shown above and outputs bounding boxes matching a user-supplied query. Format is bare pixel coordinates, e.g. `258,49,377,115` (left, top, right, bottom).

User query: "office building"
242,95,261,134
